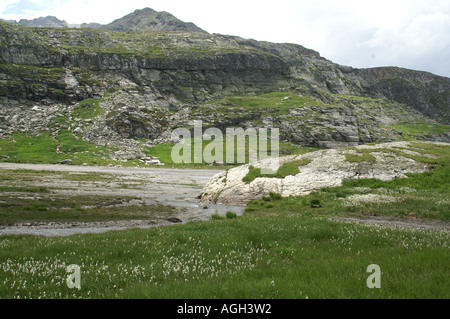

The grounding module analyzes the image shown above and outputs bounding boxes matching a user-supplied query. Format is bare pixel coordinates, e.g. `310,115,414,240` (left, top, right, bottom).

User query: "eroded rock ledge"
201,141,447,206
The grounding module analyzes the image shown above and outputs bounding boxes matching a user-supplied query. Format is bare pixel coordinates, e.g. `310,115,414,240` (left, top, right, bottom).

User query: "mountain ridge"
0,9,448,164
2,7,207,33
101,8,207,33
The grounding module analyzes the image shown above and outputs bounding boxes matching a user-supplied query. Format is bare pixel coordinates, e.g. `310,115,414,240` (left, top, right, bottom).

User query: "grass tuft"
345,153,376,163
243,158,312,184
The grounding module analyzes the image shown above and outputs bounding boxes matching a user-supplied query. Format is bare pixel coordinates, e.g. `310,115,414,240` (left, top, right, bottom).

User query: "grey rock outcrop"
201,142,445,206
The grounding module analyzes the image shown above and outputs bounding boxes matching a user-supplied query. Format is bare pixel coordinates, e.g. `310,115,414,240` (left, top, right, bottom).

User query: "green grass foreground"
0,213,448,299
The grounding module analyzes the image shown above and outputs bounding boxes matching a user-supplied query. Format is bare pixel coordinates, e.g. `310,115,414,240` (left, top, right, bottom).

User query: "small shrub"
310,199,322,208
211,214,225,220
269,192,282,200
226,211,237,219
300,199,309,206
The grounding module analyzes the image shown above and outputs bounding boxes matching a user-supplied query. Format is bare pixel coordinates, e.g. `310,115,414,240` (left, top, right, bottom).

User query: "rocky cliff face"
356,67,450,124
0,12,449,161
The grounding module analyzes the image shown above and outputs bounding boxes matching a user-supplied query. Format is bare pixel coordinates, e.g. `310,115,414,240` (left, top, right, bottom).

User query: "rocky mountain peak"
2,7,207,33
102,7,208,33
17,16,68,28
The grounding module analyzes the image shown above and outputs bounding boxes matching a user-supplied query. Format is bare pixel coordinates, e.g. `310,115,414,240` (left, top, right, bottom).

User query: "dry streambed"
0,163,244,236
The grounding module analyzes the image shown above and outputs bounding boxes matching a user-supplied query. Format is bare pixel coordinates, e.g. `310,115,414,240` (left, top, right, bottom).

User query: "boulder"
59,159,73,165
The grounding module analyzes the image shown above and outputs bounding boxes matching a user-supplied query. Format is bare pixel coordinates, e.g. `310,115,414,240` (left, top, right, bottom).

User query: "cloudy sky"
1,0,449,77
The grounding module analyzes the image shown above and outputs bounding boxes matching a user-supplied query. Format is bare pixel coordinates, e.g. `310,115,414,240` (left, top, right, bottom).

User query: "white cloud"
0,0,21,19
1,0,449,77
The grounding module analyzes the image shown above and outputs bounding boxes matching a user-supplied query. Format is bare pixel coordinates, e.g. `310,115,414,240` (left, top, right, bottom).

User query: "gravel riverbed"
0,163,244,237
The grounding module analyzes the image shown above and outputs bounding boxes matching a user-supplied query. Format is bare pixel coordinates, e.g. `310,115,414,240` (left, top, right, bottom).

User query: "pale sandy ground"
0,163,244,237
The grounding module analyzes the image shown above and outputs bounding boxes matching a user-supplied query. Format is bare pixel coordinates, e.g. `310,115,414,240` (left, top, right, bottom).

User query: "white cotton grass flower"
341,194,398,207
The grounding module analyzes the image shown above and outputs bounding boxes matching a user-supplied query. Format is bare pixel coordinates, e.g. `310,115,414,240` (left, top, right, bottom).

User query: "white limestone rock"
200,141,444,206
